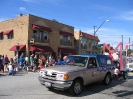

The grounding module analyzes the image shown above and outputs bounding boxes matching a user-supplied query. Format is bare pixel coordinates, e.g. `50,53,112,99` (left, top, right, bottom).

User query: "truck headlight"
39,70,47,76
56,74,69,80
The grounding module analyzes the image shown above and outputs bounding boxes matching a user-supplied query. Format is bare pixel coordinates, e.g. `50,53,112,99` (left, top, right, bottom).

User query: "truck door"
85,57,101,84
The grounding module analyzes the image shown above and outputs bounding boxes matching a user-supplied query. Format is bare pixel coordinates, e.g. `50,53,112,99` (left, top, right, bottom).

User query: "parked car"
38,54,115,95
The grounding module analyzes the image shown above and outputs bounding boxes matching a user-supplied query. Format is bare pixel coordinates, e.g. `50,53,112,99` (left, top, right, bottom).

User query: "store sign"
30,38,35,44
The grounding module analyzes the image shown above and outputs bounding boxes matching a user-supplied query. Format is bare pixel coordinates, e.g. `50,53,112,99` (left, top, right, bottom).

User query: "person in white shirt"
8,64,14,75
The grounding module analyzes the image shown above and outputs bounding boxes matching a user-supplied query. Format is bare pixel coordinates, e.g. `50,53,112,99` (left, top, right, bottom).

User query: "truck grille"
46,72,57,78
43,71,57,80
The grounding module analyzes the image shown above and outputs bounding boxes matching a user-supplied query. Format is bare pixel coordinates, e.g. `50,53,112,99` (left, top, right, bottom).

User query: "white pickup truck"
38,54,115,95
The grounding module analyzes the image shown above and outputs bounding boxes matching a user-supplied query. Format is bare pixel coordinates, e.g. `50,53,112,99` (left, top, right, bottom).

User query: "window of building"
39,31,43,42
81,40,87,49
68,36,71,43
64,36,68,42
33,30,37,38
89,42,91,47
60,35,63,42
44,32,48,40
7,33,13,39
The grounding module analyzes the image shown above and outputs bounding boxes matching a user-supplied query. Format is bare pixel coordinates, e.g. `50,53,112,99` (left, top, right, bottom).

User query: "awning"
58,47,76,54
60,31,74,36
4,30,13,35
0,31,3,35
9,45,26,51
32,24,52,32
30,45,54,52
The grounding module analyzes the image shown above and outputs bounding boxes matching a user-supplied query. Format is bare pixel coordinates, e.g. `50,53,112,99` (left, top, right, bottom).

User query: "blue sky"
0,0,133,49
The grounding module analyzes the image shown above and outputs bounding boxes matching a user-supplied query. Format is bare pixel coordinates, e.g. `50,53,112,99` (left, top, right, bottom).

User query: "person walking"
0,55,4,74
30,54,34,71
23,55,29,73
33,54,39,72
4,55,9,72
19,53,25,68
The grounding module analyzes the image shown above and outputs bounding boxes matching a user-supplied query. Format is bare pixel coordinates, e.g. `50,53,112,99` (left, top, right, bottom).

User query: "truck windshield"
65,56,88,67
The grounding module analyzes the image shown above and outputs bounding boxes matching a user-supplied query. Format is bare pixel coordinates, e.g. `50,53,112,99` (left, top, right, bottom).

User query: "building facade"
74,30,100,54
0,14,76,60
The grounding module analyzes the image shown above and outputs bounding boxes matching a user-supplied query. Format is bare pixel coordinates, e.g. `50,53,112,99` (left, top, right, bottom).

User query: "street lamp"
94,20,110,36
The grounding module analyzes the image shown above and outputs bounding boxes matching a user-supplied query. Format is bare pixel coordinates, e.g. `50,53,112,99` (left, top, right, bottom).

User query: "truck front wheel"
69,79,83,95
123,71,127,80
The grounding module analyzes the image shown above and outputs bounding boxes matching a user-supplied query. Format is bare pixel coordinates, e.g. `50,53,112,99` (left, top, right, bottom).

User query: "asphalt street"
0,72,133,99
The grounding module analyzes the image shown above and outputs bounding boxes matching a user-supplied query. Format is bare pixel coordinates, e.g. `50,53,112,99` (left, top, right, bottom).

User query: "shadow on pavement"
0,72,27,77
45,75,133,98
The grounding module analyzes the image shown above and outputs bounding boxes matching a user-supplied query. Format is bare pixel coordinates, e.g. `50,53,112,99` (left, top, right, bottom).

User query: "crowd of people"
0,55,18,75
0,53,68,75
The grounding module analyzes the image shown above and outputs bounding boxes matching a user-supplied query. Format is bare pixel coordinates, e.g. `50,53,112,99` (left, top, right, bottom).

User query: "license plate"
45,82,51,87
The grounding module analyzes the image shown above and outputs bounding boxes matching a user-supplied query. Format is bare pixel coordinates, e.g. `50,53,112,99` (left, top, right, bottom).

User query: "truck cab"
38,54,115,95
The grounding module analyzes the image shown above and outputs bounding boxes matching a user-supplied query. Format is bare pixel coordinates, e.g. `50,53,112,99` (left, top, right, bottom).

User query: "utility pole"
129,37,130,50
93,26,97,36
132,41,133,50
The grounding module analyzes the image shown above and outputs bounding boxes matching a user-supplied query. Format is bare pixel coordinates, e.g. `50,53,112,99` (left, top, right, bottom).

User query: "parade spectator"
51,58,56,66
25,55,28,64
62,56,68,65
33,54,39,72
49,58,56,66
48,54,52,63
56,57,62,65
7,58,15,75
4,55,9,71
13,54,18,63
0,55,4,73
30,54,34,70
38,57,44,70
41,55,45,66
19,53,25,68
13,62,18,73
23,60,29,74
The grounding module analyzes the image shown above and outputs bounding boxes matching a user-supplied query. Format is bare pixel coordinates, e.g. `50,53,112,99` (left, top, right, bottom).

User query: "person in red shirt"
4,55,9,72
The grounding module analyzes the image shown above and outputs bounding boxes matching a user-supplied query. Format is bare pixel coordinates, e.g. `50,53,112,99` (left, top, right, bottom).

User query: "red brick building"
74,30,100,54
